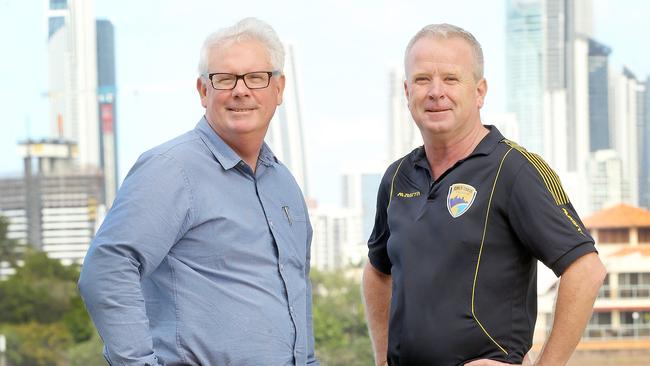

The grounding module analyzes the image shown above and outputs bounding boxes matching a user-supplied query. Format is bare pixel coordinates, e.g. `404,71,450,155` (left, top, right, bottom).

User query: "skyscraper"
506,0,544,155
640,77,650,210
341,167,382,240
588,38,611,152
47,0,100,169
96,19,118,207
612,67,645,207
266,44,309,196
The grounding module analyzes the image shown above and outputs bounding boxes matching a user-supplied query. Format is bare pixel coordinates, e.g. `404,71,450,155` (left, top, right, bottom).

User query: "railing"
582,323,650,340
597,285,611,298
617,284,650,298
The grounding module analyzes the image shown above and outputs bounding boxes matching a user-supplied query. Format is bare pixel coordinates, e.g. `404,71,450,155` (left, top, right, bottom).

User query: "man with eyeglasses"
79,18,319,366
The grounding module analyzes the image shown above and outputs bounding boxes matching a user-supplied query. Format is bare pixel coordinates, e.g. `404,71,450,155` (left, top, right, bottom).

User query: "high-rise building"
309,205,363,271
542,0,594,171
47,0,100,169
388,68,420,163
506,0,544,155
96,19,118,207
640,78,650,210
266,44,309,196
341,167,383,240
586,150,629,214
0,139,104,266
612,67,645,207
588,39,611,152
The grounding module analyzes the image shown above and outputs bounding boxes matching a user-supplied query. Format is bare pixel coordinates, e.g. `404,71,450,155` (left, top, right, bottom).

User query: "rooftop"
583,204,650,229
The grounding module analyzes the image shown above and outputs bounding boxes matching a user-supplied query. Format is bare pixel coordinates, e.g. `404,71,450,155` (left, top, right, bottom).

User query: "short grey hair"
404,23,484,81
197,17,285,77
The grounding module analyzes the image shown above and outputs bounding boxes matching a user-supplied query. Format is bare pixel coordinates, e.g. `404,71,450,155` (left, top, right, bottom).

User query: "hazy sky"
0,0,648,205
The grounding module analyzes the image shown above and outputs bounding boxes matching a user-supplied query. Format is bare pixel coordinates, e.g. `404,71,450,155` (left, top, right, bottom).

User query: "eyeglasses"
203,71,280,90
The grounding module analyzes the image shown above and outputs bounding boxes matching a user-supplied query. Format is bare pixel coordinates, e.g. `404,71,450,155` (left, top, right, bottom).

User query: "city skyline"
0,0,649,206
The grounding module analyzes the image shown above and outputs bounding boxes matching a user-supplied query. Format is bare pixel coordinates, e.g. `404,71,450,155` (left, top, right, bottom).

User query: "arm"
362,262,392,366
78,154,192,365
535,252,605,365
466,253,604,366
304,208,320,366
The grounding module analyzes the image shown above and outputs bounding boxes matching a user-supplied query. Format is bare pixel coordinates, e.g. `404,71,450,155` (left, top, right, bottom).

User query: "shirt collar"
195,117,278,170
411,125,504,169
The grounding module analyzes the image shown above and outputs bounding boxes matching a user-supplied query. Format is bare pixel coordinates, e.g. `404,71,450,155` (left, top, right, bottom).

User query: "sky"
0,0,649,206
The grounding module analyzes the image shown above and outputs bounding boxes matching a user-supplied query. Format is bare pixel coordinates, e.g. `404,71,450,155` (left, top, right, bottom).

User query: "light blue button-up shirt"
79,117,319,366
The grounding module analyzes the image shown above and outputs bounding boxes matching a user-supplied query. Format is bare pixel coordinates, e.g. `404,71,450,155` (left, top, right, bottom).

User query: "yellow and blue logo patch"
447,183,477,218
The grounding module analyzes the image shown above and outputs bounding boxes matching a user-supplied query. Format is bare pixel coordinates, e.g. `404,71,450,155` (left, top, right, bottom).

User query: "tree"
3,322,73,366
0,215,20,269
311,268,374,366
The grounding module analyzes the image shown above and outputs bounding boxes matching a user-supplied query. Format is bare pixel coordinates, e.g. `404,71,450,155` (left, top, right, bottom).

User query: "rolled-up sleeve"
78,152,193,365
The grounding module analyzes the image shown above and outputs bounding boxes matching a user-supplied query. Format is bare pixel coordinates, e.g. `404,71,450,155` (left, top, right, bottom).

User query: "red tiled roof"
608,246,650,257
583,204,650,229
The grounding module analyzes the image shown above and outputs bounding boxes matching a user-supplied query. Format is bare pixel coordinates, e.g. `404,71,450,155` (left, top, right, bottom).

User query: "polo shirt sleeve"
367,164,396,275
507,160,596,277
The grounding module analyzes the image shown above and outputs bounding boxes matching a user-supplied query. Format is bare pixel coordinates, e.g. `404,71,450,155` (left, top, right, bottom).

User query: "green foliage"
4,322,72,366
67,332,106,366
311,268,374,366
0,252,79,324
0,215,21,267
0,247,96,365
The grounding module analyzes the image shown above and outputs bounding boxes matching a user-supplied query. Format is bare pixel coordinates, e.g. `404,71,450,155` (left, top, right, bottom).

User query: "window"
639,227,650,244
598,228,629,243
50,0,67,10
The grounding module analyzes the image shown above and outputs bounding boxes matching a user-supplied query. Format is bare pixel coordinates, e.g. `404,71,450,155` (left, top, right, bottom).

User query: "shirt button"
279,264,284,271
289,306,294,313
269,220,274,228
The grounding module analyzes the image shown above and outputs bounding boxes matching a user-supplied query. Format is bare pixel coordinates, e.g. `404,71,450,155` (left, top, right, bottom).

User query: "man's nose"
231,77,251,96
427,78,445,99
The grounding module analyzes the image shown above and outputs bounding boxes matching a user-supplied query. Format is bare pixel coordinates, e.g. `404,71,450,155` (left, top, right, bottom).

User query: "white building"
586,150,630,214
47,0,100,170
308,205,363,271
612,68,645,207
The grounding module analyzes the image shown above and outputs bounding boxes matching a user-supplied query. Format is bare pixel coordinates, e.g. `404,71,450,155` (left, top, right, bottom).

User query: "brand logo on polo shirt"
447,183,477,218
396,191,421,198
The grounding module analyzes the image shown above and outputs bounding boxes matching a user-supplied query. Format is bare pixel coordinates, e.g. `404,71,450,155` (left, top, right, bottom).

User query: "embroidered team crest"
447,183,477,218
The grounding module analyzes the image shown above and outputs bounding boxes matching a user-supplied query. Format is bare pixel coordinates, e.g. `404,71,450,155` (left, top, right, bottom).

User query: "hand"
464,359,528,366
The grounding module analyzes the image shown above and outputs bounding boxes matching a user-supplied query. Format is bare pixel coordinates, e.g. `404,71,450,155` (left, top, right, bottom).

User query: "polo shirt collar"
412,125,504,170
195,116,278,170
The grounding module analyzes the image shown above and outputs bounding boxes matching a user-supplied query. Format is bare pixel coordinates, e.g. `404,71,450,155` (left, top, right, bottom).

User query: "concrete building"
535,204,650,353
0,139,104,267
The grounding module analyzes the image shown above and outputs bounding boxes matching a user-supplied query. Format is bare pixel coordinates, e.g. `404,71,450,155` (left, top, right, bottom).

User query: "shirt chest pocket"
276,204,309,263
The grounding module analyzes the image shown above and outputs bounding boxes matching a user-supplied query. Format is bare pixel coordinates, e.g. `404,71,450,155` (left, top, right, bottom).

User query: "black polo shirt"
368,126,596,366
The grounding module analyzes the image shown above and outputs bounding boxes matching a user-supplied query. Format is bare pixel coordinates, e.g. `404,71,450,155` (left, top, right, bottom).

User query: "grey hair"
197,17,285,77
404,23,484,80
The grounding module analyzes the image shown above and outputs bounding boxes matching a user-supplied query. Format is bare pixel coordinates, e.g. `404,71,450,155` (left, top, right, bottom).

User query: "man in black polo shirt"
362,24,606,366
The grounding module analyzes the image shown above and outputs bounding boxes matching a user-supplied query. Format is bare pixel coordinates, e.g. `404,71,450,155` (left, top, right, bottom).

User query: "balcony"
618,284,650,298
583,323,650,340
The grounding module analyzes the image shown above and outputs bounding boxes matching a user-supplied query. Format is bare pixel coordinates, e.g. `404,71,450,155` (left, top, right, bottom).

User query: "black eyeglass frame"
203,70,281,90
